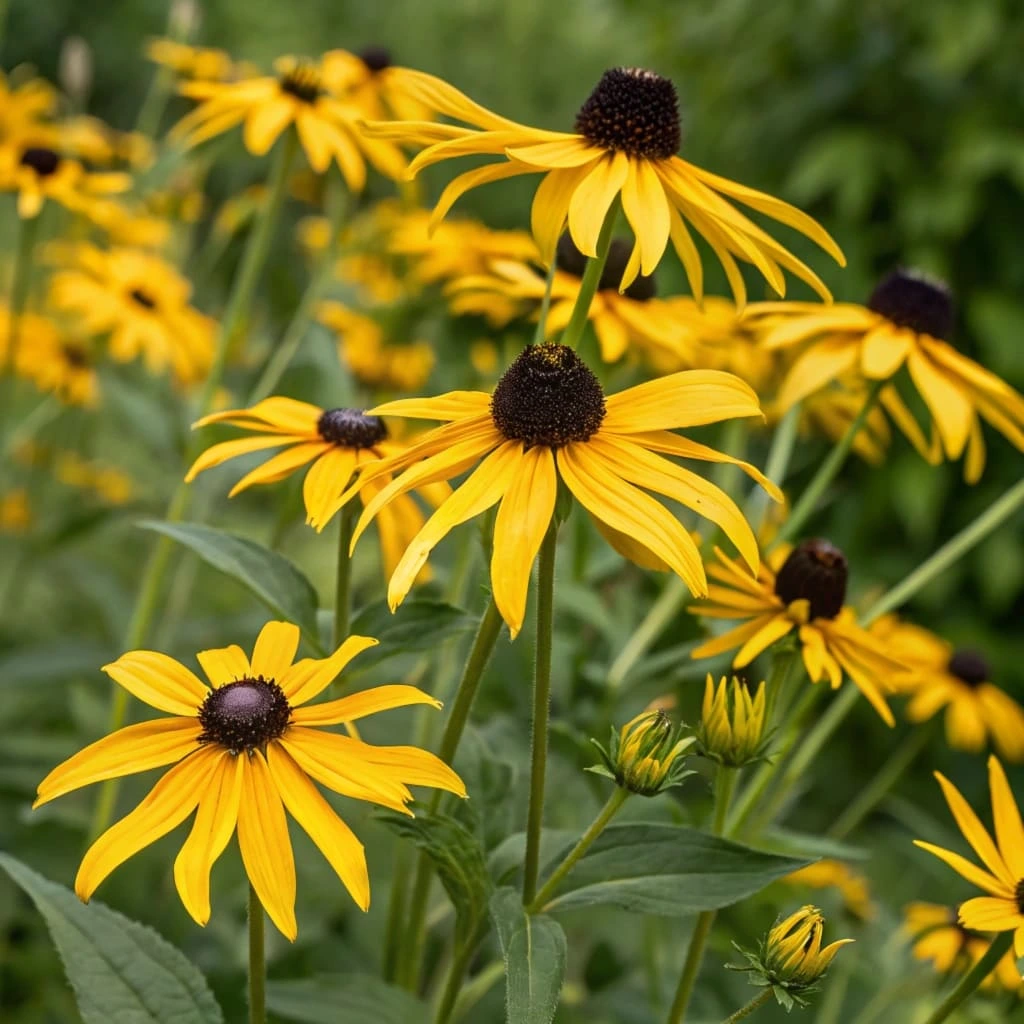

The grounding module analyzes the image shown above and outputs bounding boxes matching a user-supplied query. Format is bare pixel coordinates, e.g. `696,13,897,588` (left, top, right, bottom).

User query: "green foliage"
265,975,426,1024
348,599,477,669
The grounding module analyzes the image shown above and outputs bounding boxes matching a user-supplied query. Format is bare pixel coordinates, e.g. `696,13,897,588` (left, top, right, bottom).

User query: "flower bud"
697,675,768,767
589,709,696,797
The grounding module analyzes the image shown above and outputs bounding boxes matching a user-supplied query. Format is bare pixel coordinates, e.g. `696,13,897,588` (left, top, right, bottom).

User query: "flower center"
358,46,392,73
19,146,61,177
774,539,848,620
867,269,953,341
947,648,990,688
198,676,291,753
279,63,323,103
316,407,389,448
574,67,681,160
62,343,91,368
130,287,157,310
556,234,656,301
490,343,606,448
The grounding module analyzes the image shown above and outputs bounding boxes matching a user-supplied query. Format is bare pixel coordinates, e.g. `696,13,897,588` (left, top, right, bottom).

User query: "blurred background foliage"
2,1,1023,1021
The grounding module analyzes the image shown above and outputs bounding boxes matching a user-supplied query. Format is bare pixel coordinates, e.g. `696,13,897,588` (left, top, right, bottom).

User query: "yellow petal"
227,441,329,498
860,325,912,380
913,840,1010,898
295,108,334,174
280,635,379,706
303,446,358,528
667,205,704,304
620,159,671,279
196,644,251,688
776,341,860,411
193,396,323,434
691,614,781,661
237,750,297,941
250,621,301,682
367,391,491,421
734,617,796,667
431,161,531,228
958,895,1023,932
591,516,669,571
988,756,1024,880
506,137,605,167
530,163,597,263
291,684,441,726
102,651,208,715
567,152,630,256
184,434,310,483
933,771,1015,888
907,349,974,459
242,97,294,156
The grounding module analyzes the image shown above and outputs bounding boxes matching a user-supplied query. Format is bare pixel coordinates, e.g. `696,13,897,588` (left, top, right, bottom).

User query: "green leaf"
376,808,492,942
140,521,321,650
761,827,869,862
347,599,476,668
541,823,811,915
0,853,223,1024
266,975,426,1024
490,886,566,1024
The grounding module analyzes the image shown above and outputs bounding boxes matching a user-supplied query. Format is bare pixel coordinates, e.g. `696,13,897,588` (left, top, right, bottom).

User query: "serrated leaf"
266,974,426,1024
140,520,322,650
490,886,566,1024
377,808,491,942
347,600,476,668
540,824,811,915
0,853,223,1024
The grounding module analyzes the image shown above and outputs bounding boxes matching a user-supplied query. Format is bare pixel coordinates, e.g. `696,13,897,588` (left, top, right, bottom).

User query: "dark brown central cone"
19,146,61,177
947,649,990,688
867,269,954,341
556,234,656,301
279,63,322,103
317,408,389,448
358,46,392,72
130,287,157,310
774,539,848,620
198,676,291,753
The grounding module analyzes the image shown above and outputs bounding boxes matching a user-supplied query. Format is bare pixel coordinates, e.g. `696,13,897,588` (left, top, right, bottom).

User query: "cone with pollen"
33,621,465,939
363,65,844,302
323,343,783,637
748,268,1024,482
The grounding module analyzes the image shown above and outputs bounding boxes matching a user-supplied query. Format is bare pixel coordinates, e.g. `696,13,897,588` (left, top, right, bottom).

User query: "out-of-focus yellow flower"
0,71,56,140
53,451,134,505
321,48,433,122
469,338,499,379
61,115,154,170
317,301,434,392
0,489,31,534
212,185,268,238
49,244,214,384
590,708,696,796
697,674,768,768
785,860,875,921
145,38,238,82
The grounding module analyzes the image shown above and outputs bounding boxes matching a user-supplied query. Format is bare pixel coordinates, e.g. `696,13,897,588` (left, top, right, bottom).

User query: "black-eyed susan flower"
0,71,57,138
730,905,853,1009
365,65,844,301
690,539,904,725
589,709,696,796
752,270,1024,482
915,756,1024,957
49,244,214,385
320,47,432,122
185,399,446,582
785,860,874,921
874,617,1024,761
903,902,1023,995
145,38,239,83
697,674,769,768
333,342,783,637
172,56,407,188
34,621,465,939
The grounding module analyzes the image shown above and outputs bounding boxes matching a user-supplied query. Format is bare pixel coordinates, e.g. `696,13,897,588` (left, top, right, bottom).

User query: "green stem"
665,766,736,1024
87,132,297,844
607,576,689,692
721,988,773,1023
449,960,504,1024
774,382,883,547
527,786,629,913
248,885,266,1024
531,249,558,346
747,404,800,525
921,931,1014,1024
522,525,559,905
433,924,485,1024
382,843,412,983
333,503,356,648
827,721,934,840
399,597,504,990
559,207,618,351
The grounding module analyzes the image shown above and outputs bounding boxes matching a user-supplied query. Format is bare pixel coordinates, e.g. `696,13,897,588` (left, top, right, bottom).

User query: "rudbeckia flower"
171,56,407,189
690,539,904,725
446,234,705,365
320,47,433,122
144,38,240,83
364,65,844,301
872,617,1024,761
0,71,56,136
34,621,465,939
326,342,782,637
49,244,214,384
186,399,446,581
751,269,1024,482
915,756,1024,958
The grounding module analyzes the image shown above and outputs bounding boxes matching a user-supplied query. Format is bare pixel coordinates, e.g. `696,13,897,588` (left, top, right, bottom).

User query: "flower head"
364,66,844,302
332,343,782,636
34,621,465,939
697,675,768,768
914,756,1024,958
590,709,696,796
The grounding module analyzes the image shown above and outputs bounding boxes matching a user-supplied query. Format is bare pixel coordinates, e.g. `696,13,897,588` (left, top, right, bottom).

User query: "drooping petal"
620,159,671,280
291,684,441,726
280,635,379,706
250,621,301,682
567,152,630,256
184,434,312,483
933,771,1015,888
690,614,781,660
227,442,330,498
196,645,251,688
860,325,912,380
907,348,973,460
431,161,532,228
102,651,208,715
734,617,796,667
912,840,1010,898
776,341,860,411
988,756,1024,880
242,97,295,156
530,163,599,262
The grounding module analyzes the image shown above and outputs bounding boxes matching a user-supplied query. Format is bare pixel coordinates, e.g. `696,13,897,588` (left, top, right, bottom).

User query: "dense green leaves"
491,887,567,1024
540,824,811,915
140,520,322,648
266,975,426,1024
0,853,223,1024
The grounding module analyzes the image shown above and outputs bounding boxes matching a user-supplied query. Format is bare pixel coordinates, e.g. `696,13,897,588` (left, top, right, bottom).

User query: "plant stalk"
559,207,618,351
248,886,266,1024
921,931,1014,1024
721,988,773,1023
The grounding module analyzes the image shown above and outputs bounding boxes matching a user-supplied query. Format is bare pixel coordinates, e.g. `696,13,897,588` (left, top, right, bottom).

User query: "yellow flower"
914,756,1024,958
697,674,767,768
145,38,239,82
365,66,843,301
591,709,695,796
690,540,904,725
764,905,853,986
447,234,705,366
49,244,214,384
316,302,434,392
320,47,433,122
172,56,407,188
185,399,447,581
751,270,1024,482
785,860,874,921
875,617,1024,761
53,451,134,505
0,71,56,135
334,343,781,637
0,488,31,534
34,621,465,939
60,115,154,170
903,901,1024,995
